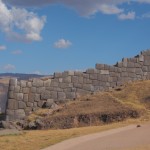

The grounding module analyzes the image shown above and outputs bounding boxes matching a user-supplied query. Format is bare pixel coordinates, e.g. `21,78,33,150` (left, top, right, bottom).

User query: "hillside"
26,80,150,129
0,73,45,80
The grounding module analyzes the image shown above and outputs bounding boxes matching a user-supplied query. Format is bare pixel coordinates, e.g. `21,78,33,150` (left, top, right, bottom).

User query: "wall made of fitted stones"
5,50,150,120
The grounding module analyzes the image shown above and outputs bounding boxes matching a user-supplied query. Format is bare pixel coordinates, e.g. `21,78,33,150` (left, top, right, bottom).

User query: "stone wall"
5,50,150,120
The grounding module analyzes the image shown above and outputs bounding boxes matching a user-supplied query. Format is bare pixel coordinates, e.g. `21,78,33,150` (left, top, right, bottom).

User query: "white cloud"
141,12,150,18
32,70,42,75
0,45,6,51
3,64,16,71
54,39,72,49
99,4,123,15
12,50,22,54
138,0,150,3
4,0,129,17
0,0,46,42
118,11,135,20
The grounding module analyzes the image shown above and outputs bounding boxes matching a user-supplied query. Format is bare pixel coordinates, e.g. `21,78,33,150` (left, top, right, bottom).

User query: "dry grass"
1,80,150,149
0,77,10,85
0,119,146,150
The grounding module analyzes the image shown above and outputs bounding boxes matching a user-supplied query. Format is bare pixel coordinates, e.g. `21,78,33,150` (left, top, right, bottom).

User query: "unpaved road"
42,123,150,150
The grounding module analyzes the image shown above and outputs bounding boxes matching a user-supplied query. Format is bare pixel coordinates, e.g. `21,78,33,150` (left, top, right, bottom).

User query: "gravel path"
42,123,150,150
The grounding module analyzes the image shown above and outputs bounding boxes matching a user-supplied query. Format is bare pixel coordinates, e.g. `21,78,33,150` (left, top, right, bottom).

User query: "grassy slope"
28,80,150,129
0,80,150,150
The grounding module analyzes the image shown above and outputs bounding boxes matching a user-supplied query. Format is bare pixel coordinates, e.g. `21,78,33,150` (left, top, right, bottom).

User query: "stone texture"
58,92,66,100
16,93,23,101
33,79,43,87
9,78,17,86
20,81,27,87
6,50,150,121
66,92,76,99
41,91,51,100
44,79,51,87
18,101,26,109
14,109,25,120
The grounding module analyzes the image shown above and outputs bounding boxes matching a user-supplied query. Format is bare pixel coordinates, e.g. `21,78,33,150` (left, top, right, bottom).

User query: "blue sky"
0,0,150,75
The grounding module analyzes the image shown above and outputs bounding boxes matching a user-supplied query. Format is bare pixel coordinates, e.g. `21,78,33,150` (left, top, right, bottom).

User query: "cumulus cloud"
32,70,42,75
137,0,150,3
54,39,72,49
4,0,129,17
99,4,123,15
118,11,135,20
0,45,6,51
12,50,22,55
3,64,16,71
0,0,46,42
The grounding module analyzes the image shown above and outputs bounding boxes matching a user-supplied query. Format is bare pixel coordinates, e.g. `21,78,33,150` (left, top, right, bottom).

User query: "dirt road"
42,123,150,150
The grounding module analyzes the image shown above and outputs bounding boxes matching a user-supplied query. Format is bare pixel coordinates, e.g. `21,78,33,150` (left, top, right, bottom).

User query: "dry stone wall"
6,50,150,120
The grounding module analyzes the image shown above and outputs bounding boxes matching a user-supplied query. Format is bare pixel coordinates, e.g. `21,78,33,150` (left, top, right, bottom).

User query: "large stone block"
92,80,100,86
51,81,59,87
35,94,41,102
31,87,37,93
95,64,105,70
126,68,135,73
134,63,141,68
89,74,98,80
41,91,51,100
7,99,18,110
121,72,128,77
138,55,144,62
9,78,17,86
18,101,26,109
62,71,74,77
141,50,150,56
14,86,21,93
20,80,27,87
51,91,58,99
144,56,150,65
58,92,66,100
127,62,135,68
14,109,26,120
54,72,62,78
78,77,84,83
63,76,72,83
33,78,43,87
22,88,29,94
72,76,78,83
73,83,82,88
8,91,14,99
135,68,143,75
65,92,76,99
6,110,15,121
86,69,98,74
59,83,73,88
27,102,33,107
142,66,148,72
37,87,46,94
29,93,35,102
98,75,108,82
23,94,28,102
74,71,83,76
83,84,94,91
83,78,92,84
100,70,109,75
16,93,23,101
44,79,51,87
9,86,15,91
27,82,32,87
76,89,90,97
